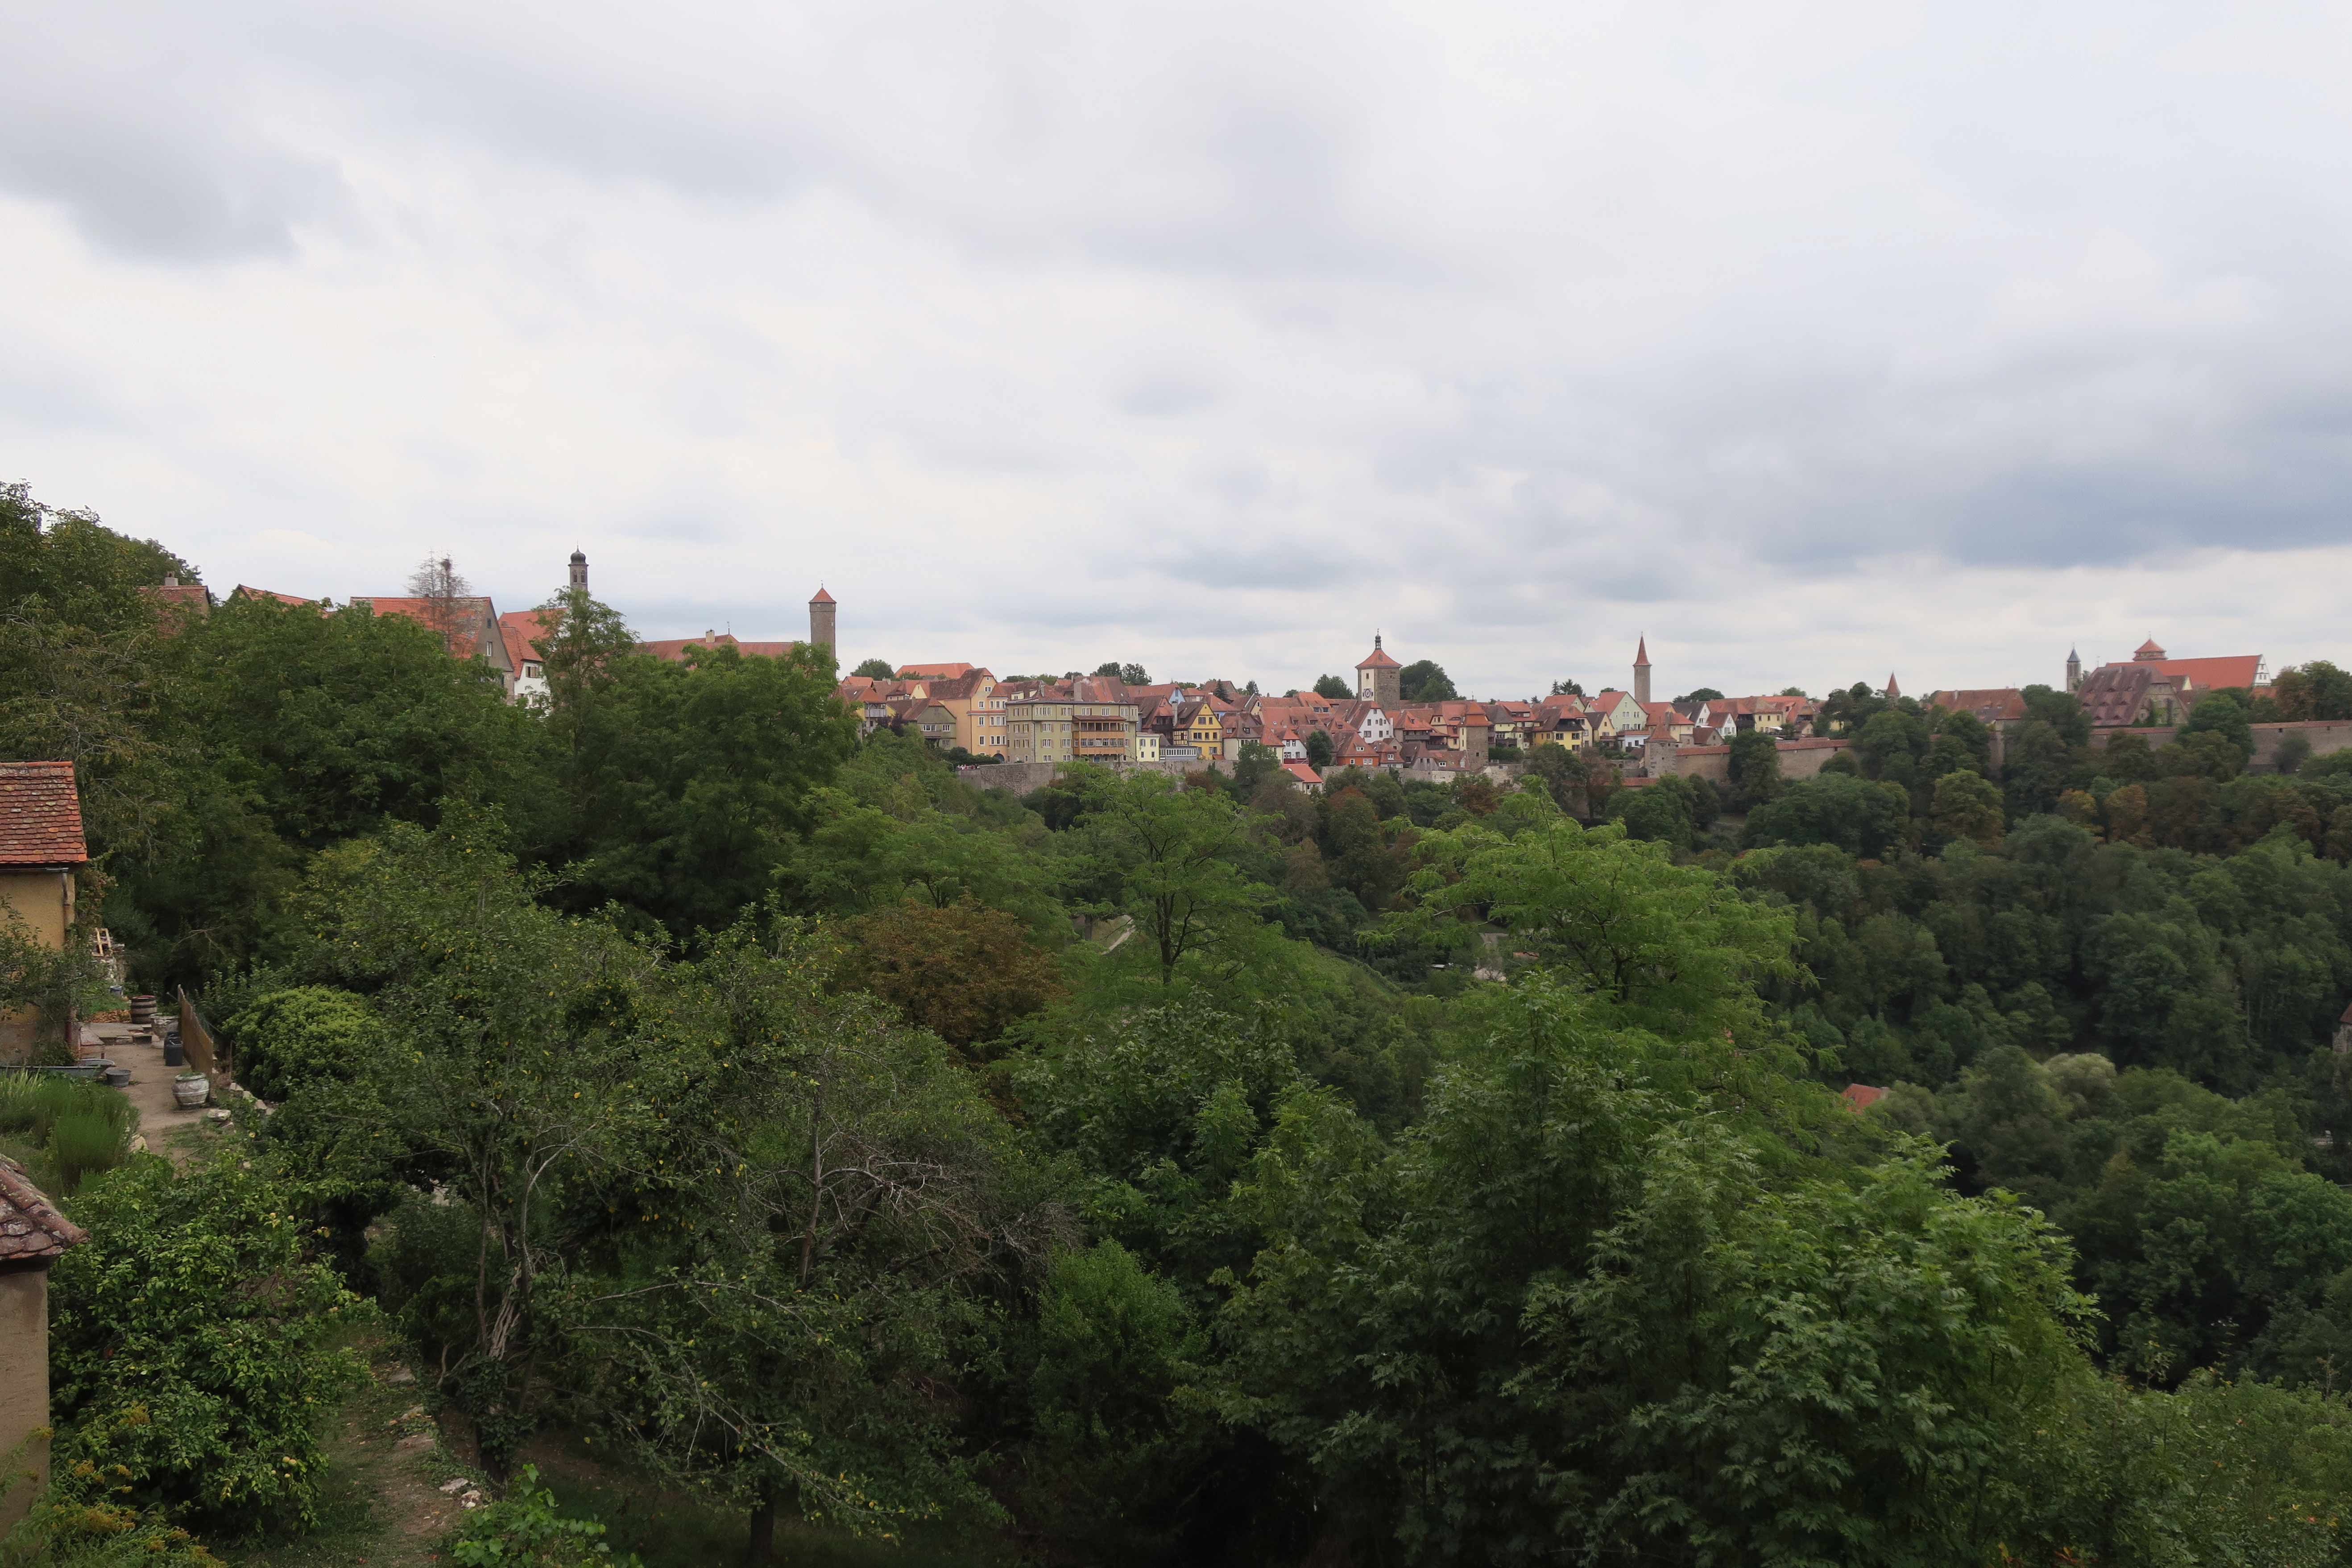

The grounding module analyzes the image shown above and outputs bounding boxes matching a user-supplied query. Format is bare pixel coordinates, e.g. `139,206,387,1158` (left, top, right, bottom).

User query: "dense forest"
9,479,2352,1566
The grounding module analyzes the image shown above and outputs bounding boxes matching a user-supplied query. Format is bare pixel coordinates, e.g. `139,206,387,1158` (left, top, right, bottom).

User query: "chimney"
569,550,588,592
163,573,179,588
807,586,837,656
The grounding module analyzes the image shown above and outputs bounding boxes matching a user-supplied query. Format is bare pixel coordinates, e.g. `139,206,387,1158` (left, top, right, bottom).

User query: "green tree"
2180,692,2255,769
1932,770,2007,847
1727,729,1782,808
555,641,858,934
1077,771,1272,986
1742,773,1913,858
850,657,896,679
1672,687,1724,704
1397,660,1456,702
1313,674,1352,699
49,1154,366,1535
1303,729,1334,769
2273,660,2352,722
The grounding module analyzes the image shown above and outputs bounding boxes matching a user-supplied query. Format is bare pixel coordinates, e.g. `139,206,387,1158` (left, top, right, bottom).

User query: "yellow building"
0,763,88,1064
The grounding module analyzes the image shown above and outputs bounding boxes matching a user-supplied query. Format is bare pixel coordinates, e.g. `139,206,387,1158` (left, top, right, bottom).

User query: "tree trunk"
745,1494,776,1566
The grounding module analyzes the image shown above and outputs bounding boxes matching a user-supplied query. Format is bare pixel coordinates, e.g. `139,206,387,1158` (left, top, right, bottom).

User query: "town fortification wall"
1651,737,1851,785
2088,719,2352,774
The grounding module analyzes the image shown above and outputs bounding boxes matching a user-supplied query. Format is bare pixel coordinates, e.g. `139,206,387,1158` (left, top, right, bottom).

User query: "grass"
0,1072,136,1194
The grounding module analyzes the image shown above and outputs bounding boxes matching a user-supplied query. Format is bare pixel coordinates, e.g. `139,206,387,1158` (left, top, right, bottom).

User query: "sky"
6,1,2352,700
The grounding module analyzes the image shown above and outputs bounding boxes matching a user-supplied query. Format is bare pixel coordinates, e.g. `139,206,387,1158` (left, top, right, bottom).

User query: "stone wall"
1650,737,1851,784
2089,719,2352,774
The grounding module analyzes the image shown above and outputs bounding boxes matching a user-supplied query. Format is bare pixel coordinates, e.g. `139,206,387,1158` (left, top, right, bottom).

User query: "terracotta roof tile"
0,761,87,866
0,1158,86,1262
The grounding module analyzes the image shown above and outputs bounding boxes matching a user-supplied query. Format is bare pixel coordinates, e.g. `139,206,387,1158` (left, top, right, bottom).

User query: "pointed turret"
1633,637,1652,705
1356,633,1402,705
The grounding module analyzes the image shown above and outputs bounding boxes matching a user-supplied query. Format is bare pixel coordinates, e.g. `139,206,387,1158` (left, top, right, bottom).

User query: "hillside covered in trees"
10,481,2352,1567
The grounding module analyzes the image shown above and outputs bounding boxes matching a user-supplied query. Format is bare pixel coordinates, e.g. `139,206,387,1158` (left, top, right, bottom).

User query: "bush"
448,1467,641,1566
222,986,375,1102
47,1154,366,1535
0,1496,224,1567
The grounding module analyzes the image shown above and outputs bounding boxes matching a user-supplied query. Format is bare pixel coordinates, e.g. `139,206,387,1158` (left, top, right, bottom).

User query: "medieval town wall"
2088,719,2352,774
1649,737,1851,785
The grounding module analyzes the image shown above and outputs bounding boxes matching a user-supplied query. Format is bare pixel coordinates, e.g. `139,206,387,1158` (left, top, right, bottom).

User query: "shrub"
448,1467,642,1566
222,986,375,1102
0,1078,136,1195
47,1154,366,1535
0,1495,224,1567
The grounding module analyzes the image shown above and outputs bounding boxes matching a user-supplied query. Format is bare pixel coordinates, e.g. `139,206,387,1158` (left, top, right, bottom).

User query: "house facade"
0,763,87,1064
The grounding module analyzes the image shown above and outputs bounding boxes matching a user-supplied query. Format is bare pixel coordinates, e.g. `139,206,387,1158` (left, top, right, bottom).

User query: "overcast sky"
7,1,2352,699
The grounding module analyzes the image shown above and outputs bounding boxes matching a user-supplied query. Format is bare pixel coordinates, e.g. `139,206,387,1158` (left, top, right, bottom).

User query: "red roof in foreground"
1282,761,1324,788
0,761,87,866
1842,1083,1888,1113
231,585,317,606
0,1157,87,1262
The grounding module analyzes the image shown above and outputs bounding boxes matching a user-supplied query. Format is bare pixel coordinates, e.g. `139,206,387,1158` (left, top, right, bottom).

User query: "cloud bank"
5,0,2351,697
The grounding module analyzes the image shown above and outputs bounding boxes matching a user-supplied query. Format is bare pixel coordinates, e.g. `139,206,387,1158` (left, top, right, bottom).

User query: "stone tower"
1633,637,1651,707
808,587,836,656
569,549,588,592
2066,647,2081,694
1356,633,1402,707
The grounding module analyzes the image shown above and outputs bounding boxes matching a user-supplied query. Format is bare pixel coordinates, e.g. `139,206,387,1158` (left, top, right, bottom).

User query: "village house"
2071,639,2267,728
0,763,87,1064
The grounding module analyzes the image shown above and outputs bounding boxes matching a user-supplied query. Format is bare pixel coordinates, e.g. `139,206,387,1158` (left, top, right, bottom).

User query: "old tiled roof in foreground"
0,1158,86,1262
0,761,88,866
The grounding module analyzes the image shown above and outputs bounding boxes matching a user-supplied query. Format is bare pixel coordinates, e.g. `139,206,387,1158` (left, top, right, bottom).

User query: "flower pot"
173,1074,210,1110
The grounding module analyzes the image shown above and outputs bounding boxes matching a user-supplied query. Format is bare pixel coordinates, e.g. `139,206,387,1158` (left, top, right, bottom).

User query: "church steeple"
2066,646,2082,694
1633,637,1651,706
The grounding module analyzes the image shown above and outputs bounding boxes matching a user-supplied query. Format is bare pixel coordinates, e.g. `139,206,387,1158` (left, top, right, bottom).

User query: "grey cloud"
0,88,344,263
1114,372,1220,418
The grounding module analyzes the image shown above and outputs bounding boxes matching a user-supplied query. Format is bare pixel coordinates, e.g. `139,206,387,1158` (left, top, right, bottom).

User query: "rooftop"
0,1157,86,1263
0,761,88,867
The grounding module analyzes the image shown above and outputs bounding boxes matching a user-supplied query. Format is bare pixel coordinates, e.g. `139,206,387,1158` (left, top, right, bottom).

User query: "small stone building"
0,1159,86,1528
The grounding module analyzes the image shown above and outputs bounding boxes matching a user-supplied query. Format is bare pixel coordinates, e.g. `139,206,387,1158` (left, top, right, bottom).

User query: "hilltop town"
174,555,2346,798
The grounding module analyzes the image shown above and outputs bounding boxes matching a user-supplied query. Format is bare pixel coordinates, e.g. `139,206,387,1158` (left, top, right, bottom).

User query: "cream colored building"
1007,677,1139,764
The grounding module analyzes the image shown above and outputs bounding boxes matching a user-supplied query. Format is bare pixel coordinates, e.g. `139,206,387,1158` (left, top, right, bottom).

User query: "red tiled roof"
809,587,836,604
1356,642,1400,670
2134,639,2166,658
1282,761,1324,787
1842,1084,1888,1113
2147,655,2263,692
1635,637,1650,667
1926,689,2029,724
350,596,495,659
899,662,974,679
0,1158,85,1262
0,761,87,866
232,585,316,606
639,634,801,662
139,582,210,613
499,609,557,673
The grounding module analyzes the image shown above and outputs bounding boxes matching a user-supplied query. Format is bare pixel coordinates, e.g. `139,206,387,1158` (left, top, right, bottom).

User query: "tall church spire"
1633,637,1651,706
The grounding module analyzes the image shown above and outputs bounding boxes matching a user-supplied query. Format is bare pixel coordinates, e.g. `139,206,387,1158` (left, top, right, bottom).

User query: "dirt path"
80,1023,219,1167
223,1345,473,1568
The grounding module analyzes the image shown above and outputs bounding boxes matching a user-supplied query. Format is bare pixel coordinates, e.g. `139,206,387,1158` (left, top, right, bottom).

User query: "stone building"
0,1158,85,1528
808,587,836,656
1633,637,1652,706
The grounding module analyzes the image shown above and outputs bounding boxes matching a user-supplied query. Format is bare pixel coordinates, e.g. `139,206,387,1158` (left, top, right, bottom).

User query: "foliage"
1310,675,1350,700
449,1467,642,1567
47,1155,366,1536
221,986,376,1103
851,658,897,680
1395,660,1455,703
0,1077,134,1195
835,900,1065,1051
2275,660,2352,723
0,1495,225,1567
